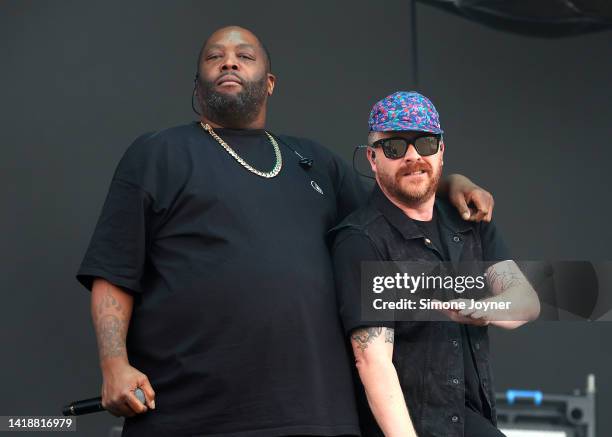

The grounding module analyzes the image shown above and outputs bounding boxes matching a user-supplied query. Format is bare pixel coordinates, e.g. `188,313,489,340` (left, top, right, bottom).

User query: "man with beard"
76,27,496,436
331,92,540,437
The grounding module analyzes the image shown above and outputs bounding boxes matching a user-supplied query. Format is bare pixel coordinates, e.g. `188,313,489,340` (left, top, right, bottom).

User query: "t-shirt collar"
193,121,266,136
370,184,472,240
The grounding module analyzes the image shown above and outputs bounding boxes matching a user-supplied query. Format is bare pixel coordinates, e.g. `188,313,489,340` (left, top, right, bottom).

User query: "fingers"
468,191,494,222
125,390,148,415
100,365,157,418
446,174,495,222
102,396,139,417
436,306,489,326
450,191,471,221
101,388,149,417
121,401,137,418
454,299,477,317
461,314,489,326
467,207,487,222
469,316,490,326
139,378,156,410
463,308,490,325
101,388,122,417
486,196,494,222
470,310,486,319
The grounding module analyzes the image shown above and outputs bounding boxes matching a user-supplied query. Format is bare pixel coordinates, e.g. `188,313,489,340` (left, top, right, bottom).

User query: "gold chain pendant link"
200,122,282,178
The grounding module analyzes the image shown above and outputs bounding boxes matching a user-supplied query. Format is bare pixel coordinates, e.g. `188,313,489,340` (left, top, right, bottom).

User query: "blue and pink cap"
368,91,444,135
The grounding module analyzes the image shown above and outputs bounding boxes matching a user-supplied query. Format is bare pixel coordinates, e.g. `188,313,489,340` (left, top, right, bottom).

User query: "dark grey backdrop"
1,1,611,436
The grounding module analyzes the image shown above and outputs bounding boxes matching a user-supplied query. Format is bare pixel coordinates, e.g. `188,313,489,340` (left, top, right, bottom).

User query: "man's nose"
403,143,421,161
221,55,239,71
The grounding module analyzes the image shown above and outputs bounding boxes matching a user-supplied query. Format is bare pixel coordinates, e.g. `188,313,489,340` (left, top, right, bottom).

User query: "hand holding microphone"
63,388,146,416
64,360,156,417
99,360,156,417
66,279,156,417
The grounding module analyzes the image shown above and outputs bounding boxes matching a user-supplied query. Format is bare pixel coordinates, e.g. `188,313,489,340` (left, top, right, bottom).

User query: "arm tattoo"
351,327,383,351
97,288,123,316
97,314,127,359
488,262,523,293
95,285,127,360
385,328,395,344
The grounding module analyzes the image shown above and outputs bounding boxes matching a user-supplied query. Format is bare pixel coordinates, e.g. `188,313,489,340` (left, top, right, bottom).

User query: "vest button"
424,238,432,245
453,235,461,243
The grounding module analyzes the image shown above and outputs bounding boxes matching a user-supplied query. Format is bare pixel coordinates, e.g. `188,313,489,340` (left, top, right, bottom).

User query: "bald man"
76,26,495,436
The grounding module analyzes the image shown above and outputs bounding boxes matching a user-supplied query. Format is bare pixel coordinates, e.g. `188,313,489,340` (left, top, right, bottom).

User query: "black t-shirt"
332,204,509,427
412,208,448,260
76,122,367,437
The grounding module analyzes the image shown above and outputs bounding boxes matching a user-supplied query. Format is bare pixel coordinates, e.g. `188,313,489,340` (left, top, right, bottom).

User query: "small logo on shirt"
310,180,324,195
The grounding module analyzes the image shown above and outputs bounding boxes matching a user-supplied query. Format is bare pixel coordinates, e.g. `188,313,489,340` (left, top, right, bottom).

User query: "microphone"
299,158,313,169
62,388,146,416
269,134,313,171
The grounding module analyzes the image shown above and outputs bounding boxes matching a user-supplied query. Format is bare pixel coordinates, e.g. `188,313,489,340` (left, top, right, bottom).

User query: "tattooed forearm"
351,327,383,351
97,288,123,316
487,262,523,293
92,283,130,362
385,328,394,344
96,314,127,359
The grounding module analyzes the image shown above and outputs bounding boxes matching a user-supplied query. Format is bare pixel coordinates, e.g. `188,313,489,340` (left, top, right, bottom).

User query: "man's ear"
366,147,377,173
267,73,276,96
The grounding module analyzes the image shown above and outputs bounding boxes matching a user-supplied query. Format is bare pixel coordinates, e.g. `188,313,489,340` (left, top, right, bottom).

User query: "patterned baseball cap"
368,91,443,134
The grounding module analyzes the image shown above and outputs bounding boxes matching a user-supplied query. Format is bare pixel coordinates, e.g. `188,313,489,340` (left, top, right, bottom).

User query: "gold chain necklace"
200,122,282,178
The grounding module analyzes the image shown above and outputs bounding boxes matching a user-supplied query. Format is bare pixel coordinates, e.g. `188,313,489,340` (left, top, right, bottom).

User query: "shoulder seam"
112,177,157,204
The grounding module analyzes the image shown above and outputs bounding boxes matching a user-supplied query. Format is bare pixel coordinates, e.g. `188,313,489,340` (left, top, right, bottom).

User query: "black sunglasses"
372,135,442,159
